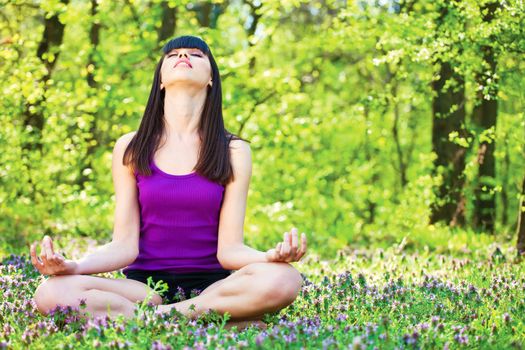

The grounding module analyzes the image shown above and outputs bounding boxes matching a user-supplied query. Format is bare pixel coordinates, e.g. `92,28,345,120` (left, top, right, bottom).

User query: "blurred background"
0,0,523,260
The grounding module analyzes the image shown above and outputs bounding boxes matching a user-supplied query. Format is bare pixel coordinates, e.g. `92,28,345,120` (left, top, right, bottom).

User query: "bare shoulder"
229,138,250,154
115,130,137,149
228,139,252,177
113,131,137,175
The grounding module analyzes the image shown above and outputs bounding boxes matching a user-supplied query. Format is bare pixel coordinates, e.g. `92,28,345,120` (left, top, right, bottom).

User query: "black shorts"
124,269,233,304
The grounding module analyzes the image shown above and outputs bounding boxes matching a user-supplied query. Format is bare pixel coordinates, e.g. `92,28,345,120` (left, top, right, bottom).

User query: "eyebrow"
167,48,204,55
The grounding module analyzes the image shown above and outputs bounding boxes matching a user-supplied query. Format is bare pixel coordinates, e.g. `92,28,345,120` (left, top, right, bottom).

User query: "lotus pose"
30,35,307,330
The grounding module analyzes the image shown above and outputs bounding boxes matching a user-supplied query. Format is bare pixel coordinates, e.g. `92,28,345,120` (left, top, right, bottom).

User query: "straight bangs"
162,35,211,57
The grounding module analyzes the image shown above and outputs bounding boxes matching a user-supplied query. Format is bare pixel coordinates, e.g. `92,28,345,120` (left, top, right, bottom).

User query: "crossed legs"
33,274,163,320
156,262,303,321
33,262,303,324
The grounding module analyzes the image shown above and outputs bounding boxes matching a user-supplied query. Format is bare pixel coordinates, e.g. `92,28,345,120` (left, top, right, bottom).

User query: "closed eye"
168,53,203,58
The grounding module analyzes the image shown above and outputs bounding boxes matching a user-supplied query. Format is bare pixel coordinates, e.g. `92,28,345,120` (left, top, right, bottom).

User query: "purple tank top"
122,157,228,275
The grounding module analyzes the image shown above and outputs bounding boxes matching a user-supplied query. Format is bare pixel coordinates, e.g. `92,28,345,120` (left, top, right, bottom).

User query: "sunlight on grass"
1,231,523,349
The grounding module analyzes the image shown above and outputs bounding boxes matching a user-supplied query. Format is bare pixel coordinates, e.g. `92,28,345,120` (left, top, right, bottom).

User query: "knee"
33,275,77,315
263,264,303,306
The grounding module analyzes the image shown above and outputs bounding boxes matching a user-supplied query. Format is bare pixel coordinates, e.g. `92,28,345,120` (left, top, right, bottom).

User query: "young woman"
30,35,307,330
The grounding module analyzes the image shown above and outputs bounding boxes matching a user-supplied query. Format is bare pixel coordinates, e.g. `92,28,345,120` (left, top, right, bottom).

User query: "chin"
164,82,208,90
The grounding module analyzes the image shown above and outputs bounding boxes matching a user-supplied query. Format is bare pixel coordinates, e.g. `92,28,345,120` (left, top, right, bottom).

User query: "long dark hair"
123,35,248,186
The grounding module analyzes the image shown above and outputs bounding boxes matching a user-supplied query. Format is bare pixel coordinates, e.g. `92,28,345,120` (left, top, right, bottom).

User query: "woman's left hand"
265,227,307,263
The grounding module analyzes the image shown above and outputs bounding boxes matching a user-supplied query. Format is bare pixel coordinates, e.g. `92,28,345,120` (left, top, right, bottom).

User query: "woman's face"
160,47,212,91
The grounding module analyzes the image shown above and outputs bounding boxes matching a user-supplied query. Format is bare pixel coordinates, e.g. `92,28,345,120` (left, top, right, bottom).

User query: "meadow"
1,228,524,349
1,0,524,348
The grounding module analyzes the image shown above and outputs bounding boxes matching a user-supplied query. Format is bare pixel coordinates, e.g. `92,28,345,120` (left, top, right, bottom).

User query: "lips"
174,58,192,68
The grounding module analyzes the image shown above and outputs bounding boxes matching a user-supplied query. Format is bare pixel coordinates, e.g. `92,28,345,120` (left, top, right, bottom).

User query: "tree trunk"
77,0,102,189
22,0,69,154
429,4,468,227
157,0,177,44
501,138,510,226
430,63,467,226
516,172,525,257
472,1,499,234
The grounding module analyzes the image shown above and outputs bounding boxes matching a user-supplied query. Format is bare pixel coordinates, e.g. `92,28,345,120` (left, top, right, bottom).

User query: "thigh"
199,269,241,296
198,264,274,297
38,273,164,305
199,262,300,297
188,270,233,298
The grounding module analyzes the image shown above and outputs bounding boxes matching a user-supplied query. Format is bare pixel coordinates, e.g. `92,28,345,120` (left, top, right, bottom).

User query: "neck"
162,87,207,140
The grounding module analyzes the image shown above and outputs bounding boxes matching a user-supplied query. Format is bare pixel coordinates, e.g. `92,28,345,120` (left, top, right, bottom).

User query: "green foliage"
1,239,524,348
0,0,524,259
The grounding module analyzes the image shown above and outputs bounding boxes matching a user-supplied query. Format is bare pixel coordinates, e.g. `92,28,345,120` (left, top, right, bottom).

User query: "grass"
0,230,524,349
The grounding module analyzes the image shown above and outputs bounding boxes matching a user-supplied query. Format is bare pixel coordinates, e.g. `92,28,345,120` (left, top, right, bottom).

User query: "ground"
0,240,524,349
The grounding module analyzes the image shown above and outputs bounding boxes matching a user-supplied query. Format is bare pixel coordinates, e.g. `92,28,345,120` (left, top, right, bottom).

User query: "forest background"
1,0,524,260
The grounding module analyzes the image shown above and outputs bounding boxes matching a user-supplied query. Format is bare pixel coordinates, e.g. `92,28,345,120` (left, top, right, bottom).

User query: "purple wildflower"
255,334,266,346
431,316,439,325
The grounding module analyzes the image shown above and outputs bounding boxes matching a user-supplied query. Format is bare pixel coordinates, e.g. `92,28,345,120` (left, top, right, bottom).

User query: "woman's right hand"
30,235,78,276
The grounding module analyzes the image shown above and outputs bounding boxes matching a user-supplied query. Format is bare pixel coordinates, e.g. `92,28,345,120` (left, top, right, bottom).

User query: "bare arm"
73,241,136,275
215,140,308,271
29,132,140,276
72,132,140,275
216,140,267,270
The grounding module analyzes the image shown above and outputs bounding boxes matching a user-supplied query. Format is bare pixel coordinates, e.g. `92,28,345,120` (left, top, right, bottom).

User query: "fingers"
39,239,46,264
40,238,50,267
42,236,61,268
273,228,307,263
46,235,54,256
31,236,66,275
296,232,307,261
281,227,302,262
281,231,291,258
275,242,283,260
54,251,66,262
290,228,299,260
30,241,43,272
45,235,62,265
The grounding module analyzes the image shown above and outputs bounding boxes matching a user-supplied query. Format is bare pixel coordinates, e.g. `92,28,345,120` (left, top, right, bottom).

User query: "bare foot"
224,320,268,331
